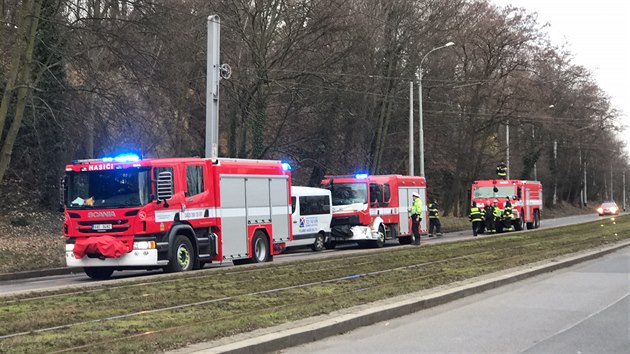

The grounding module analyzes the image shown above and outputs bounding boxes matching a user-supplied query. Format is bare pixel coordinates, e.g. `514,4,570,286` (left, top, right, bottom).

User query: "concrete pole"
610,163,613,201
409,81,414,176
418,74,425,177
506,120,510,180
584,163,588,206
206,15,221,159
532,125,537,180
553,140,557,206
623,171,626,211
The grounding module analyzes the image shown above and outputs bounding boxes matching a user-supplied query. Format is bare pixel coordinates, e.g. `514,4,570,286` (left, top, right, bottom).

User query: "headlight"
133,241,156,250
610,207,618,213
597,208,603,214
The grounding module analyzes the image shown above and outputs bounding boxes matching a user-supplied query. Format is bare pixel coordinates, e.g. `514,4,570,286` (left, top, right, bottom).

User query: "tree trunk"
0,0,43,184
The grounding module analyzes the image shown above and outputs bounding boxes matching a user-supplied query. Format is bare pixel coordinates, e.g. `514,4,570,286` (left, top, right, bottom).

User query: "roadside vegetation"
1,215,628,353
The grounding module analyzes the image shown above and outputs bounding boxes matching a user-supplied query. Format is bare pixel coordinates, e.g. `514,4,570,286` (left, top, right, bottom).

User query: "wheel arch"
167,223,197,261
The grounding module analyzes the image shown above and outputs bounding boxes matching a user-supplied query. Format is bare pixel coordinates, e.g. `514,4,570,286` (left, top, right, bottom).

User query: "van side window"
291,197,296,214
299,196,330,216
186,165,204,197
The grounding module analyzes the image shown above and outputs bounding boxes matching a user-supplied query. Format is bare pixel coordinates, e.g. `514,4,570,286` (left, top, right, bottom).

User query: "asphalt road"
0,213,617,296
281,245,630,353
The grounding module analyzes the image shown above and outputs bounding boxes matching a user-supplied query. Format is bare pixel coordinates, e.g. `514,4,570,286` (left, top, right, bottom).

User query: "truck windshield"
473,186,516,199
66,168,152,209
325,183,368,206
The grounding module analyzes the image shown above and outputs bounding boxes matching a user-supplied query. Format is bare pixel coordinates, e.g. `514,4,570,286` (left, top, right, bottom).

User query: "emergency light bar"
281,162,292,171
355,173,368,179
72,153,142,164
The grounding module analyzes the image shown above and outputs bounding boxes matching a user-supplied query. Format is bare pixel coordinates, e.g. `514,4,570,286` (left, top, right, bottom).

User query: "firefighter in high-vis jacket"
410,192,424,245
428,199,442,237
493,200,502,231
503,199,514,231
468,202,484,237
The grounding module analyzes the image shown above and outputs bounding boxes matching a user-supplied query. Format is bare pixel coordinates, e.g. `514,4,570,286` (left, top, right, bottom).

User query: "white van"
286,186,332,251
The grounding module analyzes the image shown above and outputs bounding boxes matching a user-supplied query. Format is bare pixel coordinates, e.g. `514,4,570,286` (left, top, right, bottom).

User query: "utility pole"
623,171,626,211
532,125,537,180
206,15,220,159
408,81,414,176
418,76,425,177
584,163,587,206
205,15,231,159
610,163,613,201
506,120,510,179
553,140,557,206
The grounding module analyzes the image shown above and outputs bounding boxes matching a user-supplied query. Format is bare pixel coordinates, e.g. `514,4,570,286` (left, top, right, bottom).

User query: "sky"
492,0,630,152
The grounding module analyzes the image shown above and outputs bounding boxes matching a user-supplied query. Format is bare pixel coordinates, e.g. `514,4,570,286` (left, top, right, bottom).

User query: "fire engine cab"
321,174,427,248
61,154,292,279
470,179,543,231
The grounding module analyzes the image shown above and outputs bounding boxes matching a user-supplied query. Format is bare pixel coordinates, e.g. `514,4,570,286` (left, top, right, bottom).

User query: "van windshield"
324,183,368,206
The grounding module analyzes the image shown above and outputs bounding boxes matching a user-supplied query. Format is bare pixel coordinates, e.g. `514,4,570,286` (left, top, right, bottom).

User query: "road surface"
282,246,630,353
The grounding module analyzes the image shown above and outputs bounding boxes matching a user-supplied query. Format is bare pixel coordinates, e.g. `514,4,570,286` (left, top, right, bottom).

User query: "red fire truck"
321,174,427,247
470,179,543,232
61,154,292,279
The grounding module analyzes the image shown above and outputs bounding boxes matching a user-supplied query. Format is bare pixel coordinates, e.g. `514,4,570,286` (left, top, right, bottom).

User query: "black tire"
398,236,413,245
311,232,325,252
373,225,386,248
526,221,534,230
84,267,114,280
165,235,195,273
252,231,270,263
324,240,337,249
387,224,398,240
534,210,540,229
514,217,524,231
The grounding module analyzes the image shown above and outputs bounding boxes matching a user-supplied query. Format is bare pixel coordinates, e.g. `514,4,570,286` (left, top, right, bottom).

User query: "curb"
177,240,630,354
0,267,79,281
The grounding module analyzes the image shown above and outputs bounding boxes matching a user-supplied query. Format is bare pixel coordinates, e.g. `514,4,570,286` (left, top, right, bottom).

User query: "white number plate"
93,224,112,230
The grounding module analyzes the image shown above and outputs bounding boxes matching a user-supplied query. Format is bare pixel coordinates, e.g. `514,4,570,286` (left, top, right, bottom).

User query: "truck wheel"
398,236,413,245
252,231,270,263
373,225,386,248
165,235,194,273
526,220,534,230
311,232,325,252
324,240,337,249
84,267,114,280
534,210,540,229
514,217,524,231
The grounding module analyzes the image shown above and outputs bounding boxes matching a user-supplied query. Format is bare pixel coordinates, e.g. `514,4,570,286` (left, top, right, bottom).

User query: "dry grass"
0,212,65,273
0,215,628,353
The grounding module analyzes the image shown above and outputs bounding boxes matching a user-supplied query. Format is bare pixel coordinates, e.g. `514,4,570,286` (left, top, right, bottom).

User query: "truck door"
398,189,410,235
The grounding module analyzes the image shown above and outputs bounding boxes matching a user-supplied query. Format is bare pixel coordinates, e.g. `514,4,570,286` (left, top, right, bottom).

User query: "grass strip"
0,215,628,353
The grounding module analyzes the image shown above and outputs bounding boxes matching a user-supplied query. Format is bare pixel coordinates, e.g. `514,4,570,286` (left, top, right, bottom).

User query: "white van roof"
291,186,331,197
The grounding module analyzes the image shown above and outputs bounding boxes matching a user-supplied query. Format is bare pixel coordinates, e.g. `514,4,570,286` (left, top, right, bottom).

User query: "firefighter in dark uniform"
496,161,507,180
503,198,514,231
468,202,483,237
484,203,495,233
428,199,442,237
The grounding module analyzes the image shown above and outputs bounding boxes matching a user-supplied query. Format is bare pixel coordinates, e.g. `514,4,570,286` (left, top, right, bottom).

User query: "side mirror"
58,176,67,212
156,171,174,202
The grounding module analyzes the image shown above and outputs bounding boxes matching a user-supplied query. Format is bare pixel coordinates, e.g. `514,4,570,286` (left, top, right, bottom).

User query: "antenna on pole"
206,15,231,159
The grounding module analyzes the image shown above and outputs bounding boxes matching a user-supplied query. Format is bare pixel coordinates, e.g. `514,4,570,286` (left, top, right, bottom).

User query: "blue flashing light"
101,153,141,163
281,162,292,171
355,173,369,179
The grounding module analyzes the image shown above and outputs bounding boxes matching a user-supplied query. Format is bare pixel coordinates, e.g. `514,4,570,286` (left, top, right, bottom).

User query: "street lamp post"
418,41,454,177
